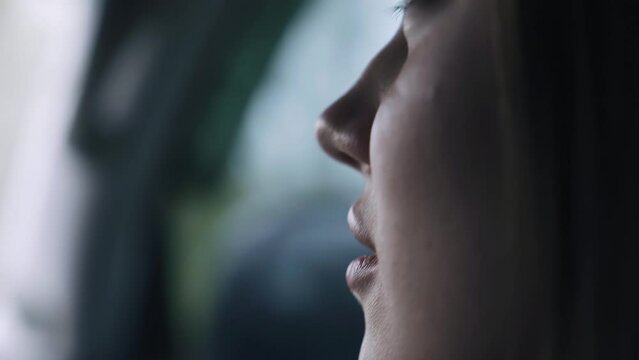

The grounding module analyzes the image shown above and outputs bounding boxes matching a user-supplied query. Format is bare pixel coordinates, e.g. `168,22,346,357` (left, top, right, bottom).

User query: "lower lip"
346,255,378,292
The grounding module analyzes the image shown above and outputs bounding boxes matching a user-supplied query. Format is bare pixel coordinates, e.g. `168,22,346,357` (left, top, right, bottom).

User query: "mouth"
345,255,377,298
347,199,376,253
346,199,378,296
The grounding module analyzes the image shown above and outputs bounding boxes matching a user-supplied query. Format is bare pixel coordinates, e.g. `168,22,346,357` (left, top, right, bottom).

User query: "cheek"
369,81,442,348
369,2,501,279
371,95,433,224
368,12,501,318
365,2,508,356
370,77,439,279
369,40,444,261
369,26,446,246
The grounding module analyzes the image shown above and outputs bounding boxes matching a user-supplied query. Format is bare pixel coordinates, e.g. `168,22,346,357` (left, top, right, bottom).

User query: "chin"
359,334,387,360
358,291,397,360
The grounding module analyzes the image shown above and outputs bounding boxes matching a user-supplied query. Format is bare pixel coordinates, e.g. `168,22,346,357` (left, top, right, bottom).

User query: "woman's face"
317,0,535,358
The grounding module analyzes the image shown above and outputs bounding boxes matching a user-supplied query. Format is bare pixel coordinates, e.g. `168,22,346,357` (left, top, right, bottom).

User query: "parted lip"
347,198,376,254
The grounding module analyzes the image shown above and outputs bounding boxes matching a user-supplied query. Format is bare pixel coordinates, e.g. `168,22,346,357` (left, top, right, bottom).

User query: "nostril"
315,118,364,171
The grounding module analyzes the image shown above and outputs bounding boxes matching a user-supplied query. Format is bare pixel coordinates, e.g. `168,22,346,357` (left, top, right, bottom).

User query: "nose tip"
315,116,363,171
315,100,373,174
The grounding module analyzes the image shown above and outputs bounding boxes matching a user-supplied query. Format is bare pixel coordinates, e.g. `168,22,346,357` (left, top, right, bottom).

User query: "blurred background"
0,0,398,359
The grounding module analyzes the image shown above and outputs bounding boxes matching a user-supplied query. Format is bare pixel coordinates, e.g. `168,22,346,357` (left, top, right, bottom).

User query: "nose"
316,87,377,173
316,29,407,175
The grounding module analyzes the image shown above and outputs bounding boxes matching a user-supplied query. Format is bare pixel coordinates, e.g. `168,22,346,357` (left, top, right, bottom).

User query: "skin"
317,0,555,359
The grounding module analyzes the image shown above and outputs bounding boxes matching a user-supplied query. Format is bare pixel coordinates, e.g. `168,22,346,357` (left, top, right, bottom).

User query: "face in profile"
317,1,541,358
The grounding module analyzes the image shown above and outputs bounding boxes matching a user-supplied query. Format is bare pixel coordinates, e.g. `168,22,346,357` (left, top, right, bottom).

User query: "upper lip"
347,198,376,253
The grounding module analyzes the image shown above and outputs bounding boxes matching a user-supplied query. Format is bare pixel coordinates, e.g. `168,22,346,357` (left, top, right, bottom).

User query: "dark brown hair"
500,1,638,358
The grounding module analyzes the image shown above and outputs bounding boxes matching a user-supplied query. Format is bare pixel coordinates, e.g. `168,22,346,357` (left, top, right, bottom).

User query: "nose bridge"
317,29,407,172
